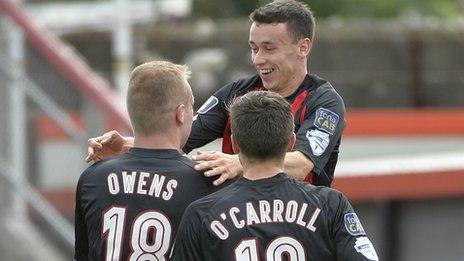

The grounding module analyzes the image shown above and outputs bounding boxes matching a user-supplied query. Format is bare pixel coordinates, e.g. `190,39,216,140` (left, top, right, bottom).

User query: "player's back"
172,172,378,261
74,148,219,261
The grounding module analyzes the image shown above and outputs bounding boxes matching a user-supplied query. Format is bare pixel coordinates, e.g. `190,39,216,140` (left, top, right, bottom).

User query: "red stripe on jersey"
291,90,308,116
222,117,234,154
222,84,263,154
304,171,314,184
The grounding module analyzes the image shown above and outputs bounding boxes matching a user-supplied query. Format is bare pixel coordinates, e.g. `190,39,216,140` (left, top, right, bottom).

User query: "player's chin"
261,81,278,91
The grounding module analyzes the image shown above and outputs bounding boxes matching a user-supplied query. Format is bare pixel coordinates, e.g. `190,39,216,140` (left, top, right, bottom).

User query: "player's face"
249,22,307,96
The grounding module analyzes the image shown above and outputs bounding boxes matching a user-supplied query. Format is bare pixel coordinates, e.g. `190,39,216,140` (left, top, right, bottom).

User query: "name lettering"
106,171,178,200
210,199,321,240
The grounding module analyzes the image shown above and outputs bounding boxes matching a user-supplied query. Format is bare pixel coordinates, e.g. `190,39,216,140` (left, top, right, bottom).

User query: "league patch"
306,129,330,156
197,96,219,114
344,213,366,236
314,108,339,135
354,237,379,261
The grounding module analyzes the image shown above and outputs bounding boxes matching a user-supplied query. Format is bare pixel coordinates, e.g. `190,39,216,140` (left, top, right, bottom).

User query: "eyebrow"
249,40,276,46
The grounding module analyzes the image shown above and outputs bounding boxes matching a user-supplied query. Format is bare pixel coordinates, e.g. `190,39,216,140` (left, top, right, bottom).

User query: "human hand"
192,151,243,186
85,130,131,163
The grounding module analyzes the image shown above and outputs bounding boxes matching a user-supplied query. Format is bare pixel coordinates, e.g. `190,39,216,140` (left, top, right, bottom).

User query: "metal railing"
0,160,74,252
0,0,133,256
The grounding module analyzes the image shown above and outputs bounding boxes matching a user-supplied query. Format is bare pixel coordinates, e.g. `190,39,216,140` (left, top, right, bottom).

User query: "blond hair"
127,61,191,136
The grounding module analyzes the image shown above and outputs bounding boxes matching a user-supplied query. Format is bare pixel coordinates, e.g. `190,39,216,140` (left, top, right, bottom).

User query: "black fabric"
185,74,346,186
74,148,223,261
171,173,377,261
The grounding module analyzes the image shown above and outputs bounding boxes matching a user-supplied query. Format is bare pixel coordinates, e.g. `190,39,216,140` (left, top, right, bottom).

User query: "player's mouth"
258,68,275,76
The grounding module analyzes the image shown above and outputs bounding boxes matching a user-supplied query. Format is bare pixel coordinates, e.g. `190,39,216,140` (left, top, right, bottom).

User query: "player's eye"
265,46,276,52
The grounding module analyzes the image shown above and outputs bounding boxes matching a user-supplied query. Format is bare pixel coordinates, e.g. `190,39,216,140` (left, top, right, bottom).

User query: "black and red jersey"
170,173,378,261
74,148,222,261
184,74,346,186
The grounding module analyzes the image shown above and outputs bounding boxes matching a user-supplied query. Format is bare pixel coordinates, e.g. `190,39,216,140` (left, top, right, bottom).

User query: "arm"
284,151,314,180
330,191,379,261
293,87,346,186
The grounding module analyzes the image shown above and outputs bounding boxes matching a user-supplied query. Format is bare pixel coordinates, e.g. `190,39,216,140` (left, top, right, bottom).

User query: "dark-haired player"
171,91,378,261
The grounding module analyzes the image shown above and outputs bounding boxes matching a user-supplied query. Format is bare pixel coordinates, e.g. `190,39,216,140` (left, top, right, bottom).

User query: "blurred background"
0,0,463,260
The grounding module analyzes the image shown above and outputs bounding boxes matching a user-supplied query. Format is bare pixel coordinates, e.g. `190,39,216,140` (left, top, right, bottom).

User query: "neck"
241,156,285,180
133,130,182,152
277,66,307,97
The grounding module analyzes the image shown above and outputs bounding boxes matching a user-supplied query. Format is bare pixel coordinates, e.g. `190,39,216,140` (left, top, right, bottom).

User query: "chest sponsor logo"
354,236,379,261
314,108,339,135
197,96,219,114
306,129,330,156
344,213,366,236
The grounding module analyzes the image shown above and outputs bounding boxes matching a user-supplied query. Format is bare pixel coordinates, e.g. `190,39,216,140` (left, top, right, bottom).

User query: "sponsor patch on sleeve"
344,213,366,236
314,108,339,135
197,96,219,114
354,237,379,261
306,129,330,156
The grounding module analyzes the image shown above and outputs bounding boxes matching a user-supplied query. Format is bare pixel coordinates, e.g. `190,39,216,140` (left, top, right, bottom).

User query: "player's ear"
287,133,296,152
298,38,311,59
231,134,240,154
176,104,186,124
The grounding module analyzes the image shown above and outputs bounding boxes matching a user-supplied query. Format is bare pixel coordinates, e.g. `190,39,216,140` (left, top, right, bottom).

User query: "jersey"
185,74,346,186
74,148,222,261
171,173,378,261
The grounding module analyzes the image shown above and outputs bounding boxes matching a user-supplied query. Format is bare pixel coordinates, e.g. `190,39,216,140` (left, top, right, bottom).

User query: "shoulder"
309,75,344,102
187,182,240,214
76,158,121,196
176,155,208,179
78,159,112,184
77,151,139,184
303,75,346,117
292,179,344,205
175,155,220,188
176,155,200,171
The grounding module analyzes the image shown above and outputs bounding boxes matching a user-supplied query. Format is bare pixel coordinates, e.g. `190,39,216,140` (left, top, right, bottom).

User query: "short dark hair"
249,0,315,42
229,91,294,161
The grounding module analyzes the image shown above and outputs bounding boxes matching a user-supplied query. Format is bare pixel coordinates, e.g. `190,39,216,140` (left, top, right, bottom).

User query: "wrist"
123,137,135,152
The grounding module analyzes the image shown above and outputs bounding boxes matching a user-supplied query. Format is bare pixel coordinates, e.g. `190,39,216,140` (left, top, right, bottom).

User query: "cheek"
271,53,290,67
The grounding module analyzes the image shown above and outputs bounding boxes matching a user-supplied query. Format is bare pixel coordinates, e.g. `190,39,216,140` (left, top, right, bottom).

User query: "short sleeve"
294,86,346,185
329,191,379,261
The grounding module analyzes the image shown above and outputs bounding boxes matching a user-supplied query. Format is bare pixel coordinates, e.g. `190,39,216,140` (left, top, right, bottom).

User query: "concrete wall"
125,20,464,108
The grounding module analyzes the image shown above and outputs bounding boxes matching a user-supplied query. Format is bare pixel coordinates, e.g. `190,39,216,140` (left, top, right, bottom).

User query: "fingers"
86,137,103,162
101,131,117,145
88,137,103,149
85,146,94,162
204,166,224,177
213,174,228,186
194,161,215,171
192,151,217,161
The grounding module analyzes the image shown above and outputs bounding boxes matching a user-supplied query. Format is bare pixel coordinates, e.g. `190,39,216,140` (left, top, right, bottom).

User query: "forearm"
284,151,314,180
